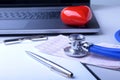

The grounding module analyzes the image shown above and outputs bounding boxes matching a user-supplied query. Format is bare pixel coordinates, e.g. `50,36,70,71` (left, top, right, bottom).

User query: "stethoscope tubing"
89,44,120,59
88,29,120,59
90,44,120,52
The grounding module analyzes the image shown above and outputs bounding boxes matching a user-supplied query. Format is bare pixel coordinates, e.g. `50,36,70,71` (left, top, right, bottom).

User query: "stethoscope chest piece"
64,46,88,58
64,34,89,58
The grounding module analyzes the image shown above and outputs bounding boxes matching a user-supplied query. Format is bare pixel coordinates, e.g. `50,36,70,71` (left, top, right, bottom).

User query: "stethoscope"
64,30,120,59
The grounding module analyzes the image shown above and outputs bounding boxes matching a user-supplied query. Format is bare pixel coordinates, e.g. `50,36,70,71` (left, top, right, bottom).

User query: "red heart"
60,5,92,27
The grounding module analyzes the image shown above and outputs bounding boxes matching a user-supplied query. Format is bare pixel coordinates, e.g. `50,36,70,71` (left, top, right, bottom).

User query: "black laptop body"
0,0,100,35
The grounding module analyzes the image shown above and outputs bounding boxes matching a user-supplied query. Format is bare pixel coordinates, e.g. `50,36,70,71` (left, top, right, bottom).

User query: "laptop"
0,0,100,35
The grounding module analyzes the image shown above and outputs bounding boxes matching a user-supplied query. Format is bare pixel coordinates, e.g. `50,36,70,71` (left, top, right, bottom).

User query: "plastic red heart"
60,5,92,26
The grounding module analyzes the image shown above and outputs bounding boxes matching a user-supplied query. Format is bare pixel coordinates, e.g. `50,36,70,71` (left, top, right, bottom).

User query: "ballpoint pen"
26,51,73,78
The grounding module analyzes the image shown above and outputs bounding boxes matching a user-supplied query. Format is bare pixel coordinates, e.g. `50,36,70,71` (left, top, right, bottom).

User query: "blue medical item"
115,29,120,42
89,44,120,59
64,34,120,59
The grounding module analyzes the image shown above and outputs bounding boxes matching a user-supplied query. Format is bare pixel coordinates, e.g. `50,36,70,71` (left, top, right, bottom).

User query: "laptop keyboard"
0,11,60,20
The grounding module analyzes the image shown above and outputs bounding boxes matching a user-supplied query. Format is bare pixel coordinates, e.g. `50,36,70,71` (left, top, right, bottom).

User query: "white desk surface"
0,0,120,80
0,42,98,80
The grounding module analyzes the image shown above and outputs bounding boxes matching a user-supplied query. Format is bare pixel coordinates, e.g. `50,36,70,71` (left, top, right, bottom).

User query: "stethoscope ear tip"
115,29,120,42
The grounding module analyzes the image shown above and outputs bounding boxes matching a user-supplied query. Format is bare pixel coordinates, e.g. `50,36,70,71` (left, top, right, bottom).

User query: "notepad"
35,35,120,70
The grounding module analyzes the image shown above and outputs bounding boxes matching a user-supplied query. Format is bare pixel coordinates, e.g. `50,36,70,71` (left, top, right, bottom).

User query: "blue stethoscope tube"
87,30,120,59
89,44,120,59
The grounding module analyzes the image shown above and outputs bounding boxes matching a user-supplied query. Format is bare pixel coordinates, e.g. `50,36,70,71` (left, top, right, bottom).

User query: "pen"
26,51,73,78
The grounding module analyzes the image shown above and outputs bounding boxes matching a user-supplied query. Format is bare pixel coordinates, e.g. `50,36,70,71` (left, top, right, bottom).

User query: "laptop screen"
0,0,90,6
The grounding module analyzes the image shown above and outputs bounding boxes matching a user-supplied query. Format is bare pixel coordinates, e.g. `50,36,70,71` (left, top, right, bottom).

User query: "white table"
0,0,120,80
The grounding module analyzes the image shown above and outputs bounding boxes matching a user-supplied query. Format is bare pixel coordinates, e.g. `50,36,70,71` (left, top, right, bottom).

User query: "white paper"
0,40,97,80
35,35,120,70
